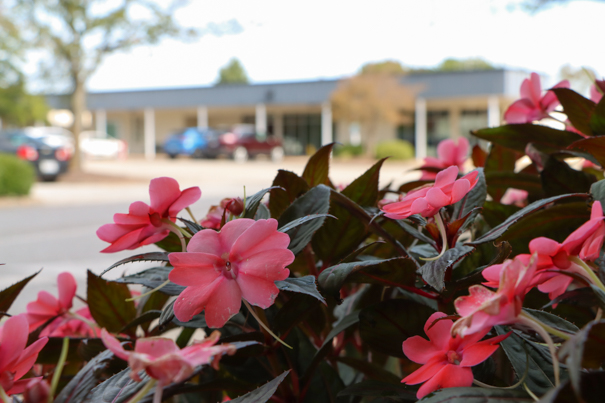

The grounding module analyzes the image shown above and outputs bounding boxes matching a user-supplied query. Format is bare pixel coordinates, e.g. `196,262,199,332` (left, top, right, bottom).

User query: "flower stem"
0,385,10,403
569,256,605,291
161,219,189,252
518,314,560,386
186,207,198,224
420,212,448,261
127,379,156,403
523,383,540,402
243,300,292,349
48,337,70,403
126,280,171,302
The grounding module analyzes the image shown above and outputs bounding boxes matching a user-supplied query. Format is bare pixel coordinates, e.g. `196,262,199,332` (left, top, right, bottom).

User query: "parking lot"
0,155,421,313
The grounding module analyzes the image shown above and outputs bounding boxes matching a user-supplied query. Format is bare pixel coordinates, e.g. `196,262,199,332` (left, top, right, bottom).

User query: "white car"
79,131,128,159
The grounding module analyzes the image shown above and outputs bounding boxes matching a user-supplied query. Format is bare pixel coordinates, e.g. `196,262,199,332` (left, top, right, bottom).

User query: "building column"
197,106,208,130
95,109,107,133
488,96,500,127
415,98,427,160
144,108,156,160
273,113,283,139
255,103,267,135
321,101,333,145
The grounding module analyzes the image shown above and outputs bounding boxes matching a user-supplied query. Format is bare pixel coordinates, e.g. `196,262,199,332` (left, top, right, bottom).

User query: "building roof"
46,69,530,111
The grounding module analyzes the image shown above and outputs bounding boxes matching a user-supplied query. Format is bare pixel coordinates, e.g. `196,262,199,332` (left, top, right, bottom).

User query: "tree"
331,72,416,156
360,60,406,76
6,0,195,171
435,57,495,72
216,58,249,85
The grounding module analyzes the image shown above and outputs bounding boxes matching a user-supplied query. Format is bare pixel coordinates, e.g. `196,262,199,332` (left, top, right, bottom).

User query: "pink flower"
101,329,235,386
43,307,97,338
97,177,201,253
562,201,605,261
420,138,469,180
169,218,294,328
402,312,508,399
25,272,76,332
452,255,538,337
200,198,244,229
0,315,48,396
23,378,50,403
504,73,570,124
500,188,528,207
381,166,479,220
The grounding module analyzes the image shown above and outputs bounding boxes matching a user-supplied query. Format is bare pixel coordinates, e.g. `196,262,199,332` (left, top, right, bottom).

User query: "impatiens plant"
4,72,605,402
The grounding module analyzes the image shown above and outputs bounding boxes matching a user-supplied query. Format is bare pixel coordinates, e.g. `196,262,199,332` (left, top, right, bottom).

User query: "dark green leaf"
540,157,596,197
399,180,432,193
472,124,584,153
276,275,326,304
394,220,435,246
484,145,520,202
591,285,605,310
178,217,203,234
484,171,543,199
274,293,321,334
559,320,605,396
452,168,486,219
337,380,415,400
496,327,558,395
318,258,407,300
539,371,605,403
158,300,175,327
269,170,310,219
336,357,401,384
254,202,270,220
55,350,115,403
341,158,387,207
419,387,532,402
242,186,282,219
113,266,184,296
359,299,434,358
119,310,162,334
419,245,475,292
522,308,579,335
154,231,185,252
302,143,335,187
0,270,39,313
542,287,602,310
87,270,137,335
569,136,605,168
341,241,386,263
172,311,207,328
591,179,605,208
590,96,605,136
552,88,596,136
230,371,290,403
85,368,150,403
468,193,590,246
347,258,417,291
101,252,170,277
277,184,331,255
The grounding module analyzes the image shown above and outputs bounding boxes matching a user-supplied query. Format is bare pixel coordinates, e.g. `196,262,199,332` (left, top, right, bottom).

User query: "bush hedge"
0,153,36,196
334,143,364,158
375,139,415,160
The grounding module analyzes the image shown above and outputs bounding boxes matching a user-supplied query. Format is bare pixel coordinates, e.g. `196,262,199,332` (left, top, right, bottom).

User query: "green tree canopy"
435,57,495,72
360,60,406,76
216,58,250,85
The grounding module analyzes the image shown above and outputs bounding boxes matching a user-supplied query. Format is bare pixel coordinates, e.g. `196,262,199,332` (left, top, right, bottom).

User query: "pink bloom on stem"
97,177,201,253
401,312,508,399
562,201,605,261
23,378,50,403
381,166,479,220
500,188,528,207
420,138,469,180
25,272,76,332
0,315,48,395
101,329,235,386
200,197,244,229
169,218,294,328
43,307,97,338
452,255,538,337
503,73,570,124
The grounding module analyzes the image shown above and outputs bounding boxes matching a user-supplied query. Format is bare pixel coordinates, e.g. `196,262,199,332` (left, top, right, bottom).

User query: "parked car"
216,129,284,163
162,127,220,159
0,129,72,181
80,131,128,159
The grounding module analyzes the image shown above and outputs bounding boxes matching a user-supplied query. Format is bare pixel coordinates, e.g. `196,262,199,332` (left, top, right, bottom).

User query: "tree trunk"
70,80,85,173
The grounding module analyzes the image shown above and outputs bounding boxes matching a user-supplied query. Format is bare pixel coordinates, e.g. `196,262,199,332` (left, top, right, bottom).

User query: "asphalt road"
0,156,420,314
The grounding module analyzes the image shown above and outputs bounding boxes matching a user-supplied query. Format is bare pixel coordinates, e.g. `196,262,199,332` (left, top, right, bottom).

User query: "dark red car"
215,130,284,163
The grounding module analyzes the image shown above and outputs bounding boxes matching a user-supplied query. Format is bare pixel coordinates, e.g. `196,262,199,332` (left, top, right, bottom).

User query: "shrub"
375,139,415,160
334,144,364,158
0,153,36,196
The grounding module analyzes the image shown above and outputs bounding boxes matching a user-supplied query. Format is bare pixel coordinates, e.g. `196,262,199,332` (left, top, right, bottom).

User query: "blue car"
162,128,220,159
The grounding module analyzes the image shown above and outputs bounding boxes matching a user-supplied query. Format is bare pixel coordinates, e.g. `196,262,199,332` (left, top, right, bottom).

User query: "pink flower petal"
100,227,146,253
460,334,507,367
401,357,447,385
235,249,292,281
503,99,539,124
437,140,458,165
236,275,281,309
402,336,441,364
187,229,223,254
168,186,202,218
101,329,131,361
57,272,76,310
113,213,149,226
231,219,291,258
204,278,243,328
149,177,181,215
426,188,449,209
450,179,471,204
0,315,28,372
410,197,430,216
136,338,180,358
12,338,48,381
169,253,224,285
172,278,224,323
138,230,170,246
434,166,459,188
529,237,561,256
424,313,453,350
416,365,473,399
129,201,151,216
219,219,256,251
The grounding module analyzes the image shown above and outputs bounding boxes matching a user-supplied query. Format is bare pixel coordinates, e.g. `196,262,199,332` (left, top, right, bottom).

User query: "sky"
77,0,604,92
